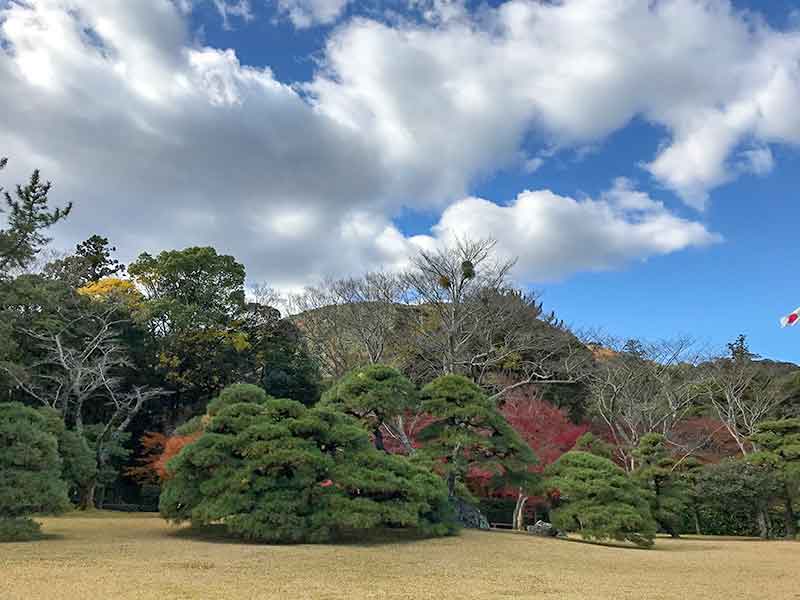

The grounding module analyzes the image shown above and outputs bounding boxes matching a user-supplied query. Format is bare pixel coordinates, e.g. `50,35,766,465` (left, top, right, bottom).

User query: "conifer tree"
159,388,456,542
633,433,691,538
0,403,69,541
545,451,657,547
418,375,538,498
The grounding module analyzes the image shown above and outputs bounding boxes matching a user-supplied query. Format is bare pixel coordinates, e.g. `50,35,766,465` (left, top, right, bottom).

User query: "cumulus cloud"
275,0,351,28
0,0,769,292
309,0,800,207
415,179,720,282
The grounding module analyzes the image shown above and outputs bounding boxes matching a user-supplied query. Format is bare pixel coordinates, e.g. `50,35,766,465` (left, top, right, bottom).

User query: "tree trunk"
693,506,702,535
783,497,797,539
373,427,386,452
756,506,769,539
513,490,528,531
446,471,457,498
78,480,96,511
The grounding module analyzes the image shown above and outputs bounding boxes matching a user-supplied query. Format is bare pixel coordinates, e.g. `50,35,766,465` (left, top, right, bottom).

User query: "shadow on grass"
0,532,66,544
167,523,455,547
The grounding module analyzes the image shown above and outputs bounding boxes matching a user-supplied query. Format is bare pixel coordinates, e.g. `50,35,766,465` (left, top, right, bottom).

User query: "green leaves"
0,402,69,540
418,374,538,496
545,451,657,548
159,391,457,543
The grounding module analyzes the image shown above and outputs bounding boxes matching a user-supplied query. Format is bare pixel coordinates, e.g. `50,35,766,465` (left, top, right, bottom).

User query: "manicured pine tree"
749,418,800,538
321,364,417,452
159,387,456,542
0,403,69,541
545,451,657,548
633,433,691,538
418,375,538,499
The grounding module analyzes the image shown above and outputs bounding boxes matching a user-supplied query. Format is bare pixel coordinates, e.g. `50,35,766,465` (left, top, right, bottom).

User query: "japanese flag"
780,307,800,328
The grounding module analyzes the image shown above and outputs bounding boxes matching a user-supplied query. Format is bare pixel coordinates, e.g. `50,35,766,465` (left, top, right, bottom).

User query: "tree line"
1,158,799,545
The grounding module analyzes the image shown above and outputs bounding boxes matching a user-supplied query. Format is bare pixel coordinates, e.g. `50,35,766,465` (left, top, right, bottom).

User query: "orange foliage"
127,431,201,483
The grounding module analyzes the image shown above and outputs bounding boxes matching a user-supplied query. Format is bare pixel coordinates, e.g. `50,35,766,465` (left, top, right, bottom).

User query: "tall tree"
749,418,800,538
589,337,705,471
702,335,785,456
44,234,125,287
633,433,691,538
289,272,406,377
0,158,71,278
128,247,248,420
402,239,588,398
1,287,166,508
418,375,537,505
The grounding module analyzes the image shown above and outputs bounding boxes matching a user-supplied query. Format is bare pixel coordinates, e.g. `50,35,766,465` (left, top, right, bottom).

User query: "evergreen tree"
545,451,657,548
0,158,71,277
749,418,800,538
0,402,69,541
44,234,125,287
695,459,781,539
418,375,538,498
159,388,456,543
573,432,616,461
633,433,691,538
321,365,417,451
38,408,97,504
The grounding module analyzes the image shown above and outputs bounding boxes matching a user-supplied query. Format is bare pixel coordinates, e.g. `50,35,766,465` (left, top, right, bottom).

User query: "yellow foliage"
78,277,143,307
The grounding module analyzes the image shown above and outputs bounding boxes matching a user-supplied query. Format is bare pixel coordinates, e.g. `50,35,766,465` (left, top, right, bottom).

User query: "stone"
526,520,559,537
451,496,490,530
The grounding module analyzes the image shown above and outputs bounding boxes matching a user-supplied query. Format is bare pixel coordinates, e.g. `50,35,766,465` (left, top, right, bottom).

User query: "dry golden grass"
2,513,799,599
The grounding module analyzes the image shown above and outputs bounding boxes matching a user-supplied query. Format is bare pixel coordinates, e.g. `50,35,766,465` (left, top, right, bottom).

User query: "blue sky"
1,0,799,362
191,0,800,362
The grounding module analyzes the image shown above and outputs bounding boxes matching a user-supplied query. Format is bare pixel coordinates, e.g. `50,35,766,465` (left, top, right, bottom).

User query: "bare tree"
401,238,588,399
1,302,168,507
700,335,785,456
588,337,706,471
288,272,406,377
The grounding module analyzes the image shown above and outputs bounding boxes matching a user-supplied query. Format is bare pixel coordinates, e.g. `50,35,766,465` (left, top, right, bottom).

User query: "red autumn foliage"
671,416,740,463
470,388,588,496
499,391,589,470
127,431,201,483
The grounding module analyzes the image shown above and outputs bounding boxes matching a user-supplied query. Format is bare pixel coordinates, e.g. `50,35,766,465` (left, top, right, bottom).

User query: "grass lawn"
2,513,799,599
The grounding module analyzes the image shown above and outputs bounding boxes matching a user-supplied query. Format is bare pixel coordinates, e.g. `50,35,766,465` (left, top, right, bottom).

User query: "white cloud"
0,0,772,293
275,0,351,28
309,0,800,207
415,178,720,282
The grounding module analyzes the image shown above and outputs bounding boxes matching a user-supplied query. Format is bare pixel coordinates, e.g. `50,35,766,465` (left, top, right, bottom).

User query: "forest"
2,157,799,547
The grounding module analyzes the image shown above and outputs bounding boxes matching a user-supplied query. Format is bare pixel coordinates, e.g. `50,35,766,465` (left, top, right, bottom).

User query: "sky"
0,0,799,362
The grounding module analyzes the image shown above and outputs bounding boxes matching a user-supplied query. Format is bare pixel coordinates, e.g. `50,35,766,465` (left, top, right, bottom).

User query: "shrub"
545,451,657,548
0,402,69,541
160,398,457,543
38,408,96,503
206,383,269,416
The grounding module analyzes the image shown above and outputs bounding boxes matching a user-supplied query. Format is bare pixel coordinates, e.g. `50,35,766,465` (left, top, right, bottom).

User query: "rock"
451,497,490,530
526,520,558,537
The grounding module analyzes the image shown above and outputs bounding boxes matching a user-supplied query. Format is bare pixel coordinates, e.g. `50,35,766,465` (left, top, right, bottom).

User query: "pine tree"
159,388,456,542
0,402,69,541
321,364,417,452
418,375,538,498
633,433,691,538
0,159,71,277
545,451,657,548
749,418,800,538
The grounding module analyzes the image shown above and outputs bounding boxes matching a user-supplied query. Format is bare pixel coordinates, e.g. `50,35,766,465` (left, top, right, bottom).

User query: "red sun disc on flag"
790,314,799,325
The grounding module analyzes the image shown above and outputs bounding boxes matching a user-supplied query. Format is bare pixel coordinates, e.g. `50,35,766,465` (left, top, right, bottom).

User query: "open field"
2,513,799,600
